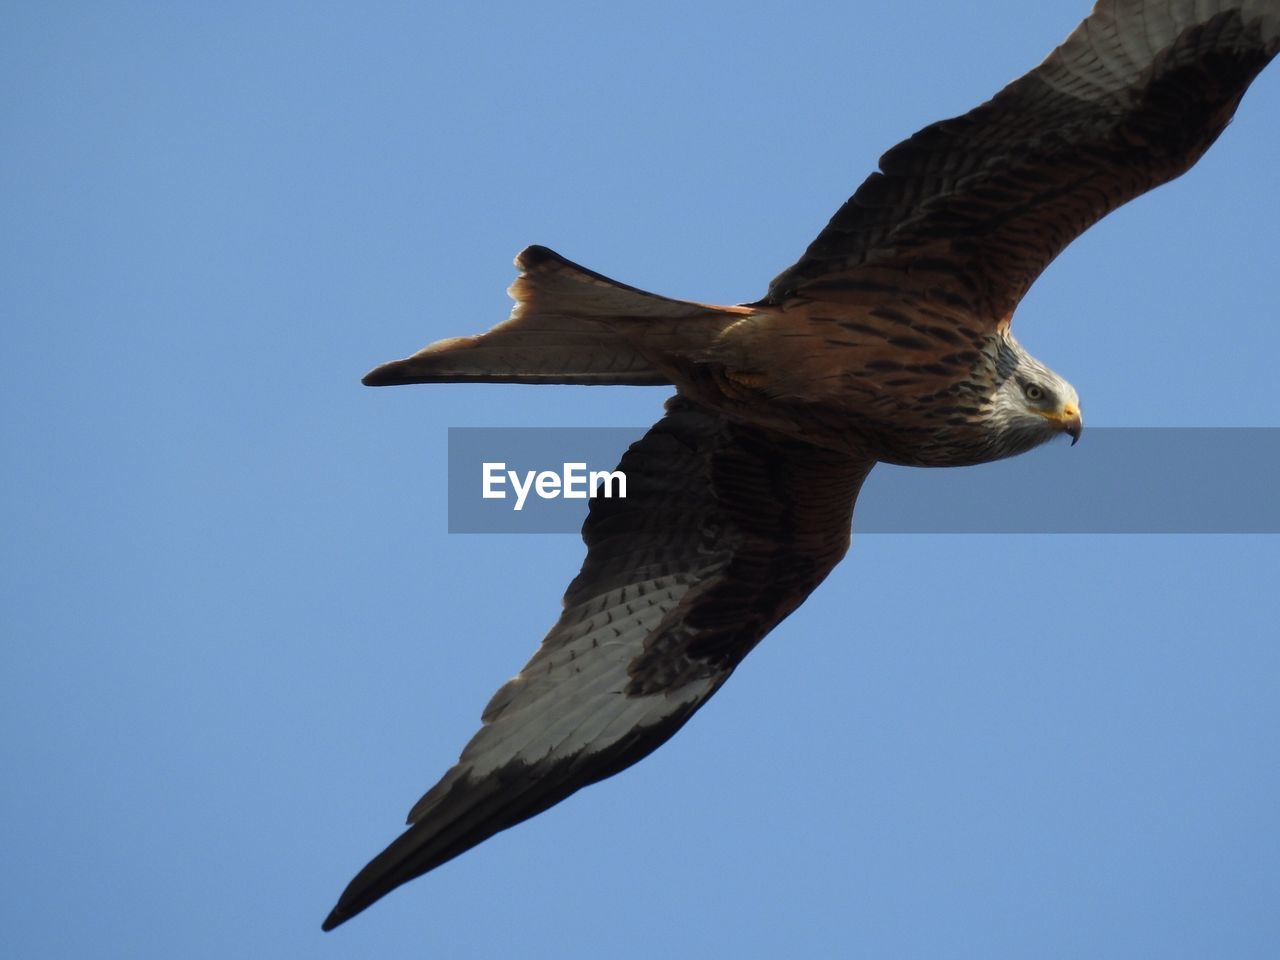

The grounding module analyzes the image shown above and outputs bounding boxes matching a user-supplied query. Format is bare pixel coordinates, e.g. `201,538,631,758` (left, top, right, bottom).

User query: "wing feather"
765,0,1280,323
322,397,874,930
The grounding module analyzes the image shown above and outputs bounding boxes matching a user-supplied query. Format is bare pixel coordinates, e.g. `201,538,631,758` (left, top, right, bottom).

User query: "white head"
988,337,1082,457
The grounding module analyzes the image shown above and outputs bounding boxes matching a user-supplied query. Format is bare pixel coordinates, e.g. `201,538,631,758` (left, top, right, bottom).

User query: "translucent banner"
447,427,1280,534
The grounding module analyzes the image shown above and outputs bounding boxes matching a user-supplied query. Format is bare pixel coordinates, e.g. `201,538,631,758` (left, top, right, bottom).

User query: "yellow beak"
1040,402,1083,445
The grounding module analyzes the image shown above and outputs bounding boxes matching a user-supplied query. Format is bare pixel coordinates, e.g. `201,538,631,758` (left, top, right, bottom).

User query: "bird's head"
989,339,1082,455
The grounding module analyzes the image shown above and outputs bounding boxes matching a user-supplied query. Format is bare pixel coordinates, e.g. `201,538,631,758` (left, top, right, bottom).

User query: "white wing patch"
1043,0,1280,102
461,570,717,777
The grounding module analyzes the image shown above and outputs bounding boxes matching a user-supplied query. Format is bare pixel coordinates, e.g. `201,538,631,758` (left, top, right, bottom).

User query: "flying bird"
325,0,1278,930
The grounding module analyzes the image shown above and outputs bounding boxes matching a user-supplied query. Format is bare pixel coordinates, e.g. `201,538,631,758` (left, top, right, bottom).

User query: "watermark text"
481,462,627,511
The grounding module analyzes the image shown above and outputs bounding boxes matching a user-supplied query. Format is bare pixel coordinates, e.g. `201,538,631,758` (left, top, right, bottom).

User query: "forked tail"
362,245,747,387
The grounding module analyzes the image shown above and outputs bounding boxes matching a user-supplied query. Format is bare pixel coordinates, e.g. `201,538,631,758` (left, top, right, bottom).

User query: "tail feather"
362,245,746,387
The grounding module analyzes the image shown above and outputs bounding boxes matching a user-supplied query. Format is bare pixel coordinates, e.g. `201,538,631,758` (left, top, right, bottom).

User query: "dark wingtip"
322,883,374,931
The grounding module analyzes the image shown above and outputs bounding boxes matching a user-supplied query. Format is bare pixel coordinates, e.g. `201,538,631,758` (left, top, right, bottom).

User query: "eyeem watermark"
449,426,1280,534
449,427,643,533
482,462,626,511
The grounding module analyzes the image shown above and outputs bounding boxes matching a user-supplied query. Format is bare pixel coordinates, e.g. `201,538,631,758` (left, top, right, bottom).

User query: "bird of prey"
324,0,1278,930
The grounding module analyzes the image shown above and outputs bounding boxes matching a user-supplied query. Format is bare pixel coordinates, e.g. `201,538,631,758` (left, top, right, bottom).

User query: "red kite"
325,0,1278,930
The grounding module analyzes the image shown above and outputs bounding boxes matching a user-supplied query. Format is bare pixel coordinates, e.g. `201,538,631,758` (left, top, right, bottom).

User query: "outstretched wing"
766,0,1280,324
323,398,873,930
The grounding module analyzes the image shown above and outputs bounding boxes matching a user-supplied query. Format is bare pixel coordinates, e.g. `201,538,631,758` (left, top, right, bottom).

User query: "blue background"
4,2,1278,957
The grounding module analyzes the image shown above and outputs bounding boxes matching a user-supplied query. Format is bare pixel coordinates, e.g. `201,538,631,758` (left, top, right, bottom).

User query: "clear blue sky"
4,2,1279,957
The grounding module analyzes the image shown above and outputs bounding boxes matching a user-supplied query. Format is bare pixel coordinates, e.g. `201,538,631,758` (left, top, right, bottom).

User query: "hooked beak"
1040,402,1082,445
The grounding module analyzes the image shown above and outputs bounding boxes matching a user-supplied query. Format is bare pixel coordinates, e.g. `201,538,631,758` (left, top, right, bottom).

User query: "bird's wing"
765,0,1280,325
323,397,874,930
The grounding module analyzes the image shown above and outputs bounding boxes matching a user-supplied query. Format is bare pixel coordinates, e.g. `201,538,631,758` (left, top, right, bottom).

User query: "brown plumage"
325,0,1278,931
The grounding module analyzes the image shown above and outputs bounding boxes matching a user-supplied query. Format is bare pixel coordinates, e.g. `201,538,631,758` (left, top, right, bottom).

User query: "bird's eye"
1024,383,1044,401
